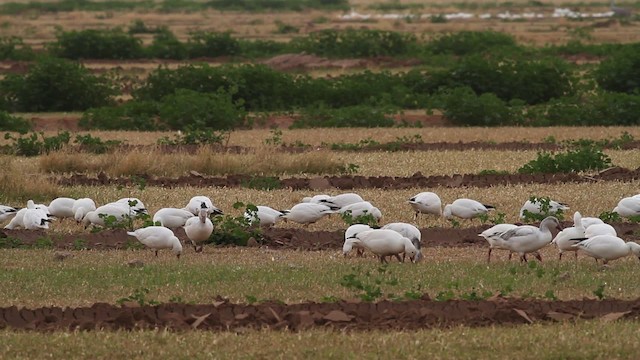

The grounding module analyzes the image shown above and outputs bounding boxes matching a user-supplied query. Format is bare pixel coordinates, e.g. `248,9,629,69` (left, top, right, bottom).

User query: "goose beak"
176,253,181,259
556,225,563,231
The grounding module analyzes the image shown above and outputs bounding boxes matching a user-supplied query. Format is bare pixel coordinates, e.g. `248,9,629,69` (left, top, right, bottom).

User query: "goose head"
403,238,418,263
442,204,453,219
541,216,562,232
627,242,640,261
171,236,183,258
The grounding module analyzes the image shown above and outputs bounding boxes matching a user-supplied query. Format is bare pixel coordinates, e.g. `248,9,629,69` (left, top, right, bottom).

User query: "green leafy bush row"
518,146,612,174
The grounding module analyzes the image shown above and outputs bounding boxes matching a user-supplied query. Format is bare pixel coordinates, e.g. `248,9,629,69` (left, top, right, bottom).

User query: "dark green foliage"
187,31,241,58
594,45,640,93
520,196,565,222
0,236,23,249
0,36,35,61
0,57,116,112
241,176,282,190
291,29,418,58
205,0,348,11
146,28,188,60
79,100,160,131
4,131,70,156
159,89,246,130
0,0,151,14
0,111,31,133
292,105,396,128
207,202,261,246
50,29,144,59
537,92,640,126
157,128,230,146
427,31,518,56
74,134,121,153
518,146,612,174
439,87,520,126
35,237,54,249
116,288,160,306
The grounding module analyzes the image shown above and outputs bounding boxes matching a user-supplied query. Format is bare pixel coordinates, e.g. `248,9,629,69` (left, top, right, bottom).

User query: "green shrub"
0,36,35,61
0,57,116,112
292,104,396,128
535,92,640,126
439,87,521,126
0,111,31,133
157,128,230,146
594,45,640,93
146,28,188,59
427,31,518,56
205,0,348,11
79,100,160,131
159,89,246,130
518,146,612,174
4,131,71,156
74,134,121,153
187,31,241,58
50,28,144,59
291,29,418,58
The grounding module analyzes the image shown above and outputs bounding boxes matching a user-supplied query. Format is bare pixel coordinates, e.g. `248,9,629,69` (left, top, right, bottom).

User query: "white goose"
23,208,52,230
0,205,19,223
499,216,562,263
551,211,585,260
443,198,494,220
4,200,49,229
382,222,423,262
127,226,182,258
301,194,331,203
109,198,148,216
319,193,364,208
73,198,97,223
571,235,640,265
478,223,518,263
184,196,223,216
338,201,382,221
408,192,442,220
184,203,214,252
585,223,617,238
48,197,76,219
81,204,131,228
581,217,604,229
153,208,195,229
343,224,373,257
612,196,640,218
282,203,335,226
344,229,417,264
519,199,569,219
245,206,287,227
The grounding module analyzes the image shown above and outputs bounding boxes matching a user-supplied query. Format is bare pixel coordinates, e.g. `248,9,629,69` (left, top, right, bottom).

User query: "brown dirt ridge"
57,166,640,190
3,223,640,251
1,297,639,331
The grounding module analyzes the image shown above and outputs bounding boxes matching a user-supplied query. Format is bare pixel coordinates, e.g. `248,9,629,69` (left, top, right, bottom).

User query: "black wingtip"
569,237,588,243
484,204,496,209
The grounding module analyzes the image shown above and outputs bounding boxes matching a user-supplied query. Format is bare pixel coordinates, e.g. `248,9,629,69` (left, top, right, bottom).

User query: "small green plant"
245,295,258,304
73,238,88,250
593,284,606,300
0,236,23,249
544,289,558,301
74,133,121,153
263,128,283,146
208,202,261,246
478,169,509,175
273,21,299,34
241,176,282,190
157,128,230,146
340,210,378,227
320,295,340,303
116,288,160,306
0,111,31,133
340,163,360,175
34,237,54,249
4,131,71,156
448,218,461,228
521,196,565,222
599,211,622,223
430,14,448,23
518,146,612,174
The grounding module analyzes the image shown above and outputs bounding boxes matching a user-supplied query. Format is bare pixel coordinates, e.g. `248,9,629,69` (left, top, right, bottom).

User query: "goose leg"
395,254,403,263
520,254,527,263
559,252,563,261
508,252,513,261
155,250,158,257
534,252,543,262
379,256,388,264
487,248,492,264
574,251,578,260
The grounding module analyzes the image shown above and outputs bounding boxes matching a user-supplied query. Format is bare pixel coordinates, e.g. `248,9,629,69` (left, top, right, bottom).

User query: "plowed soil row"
3,223,640,251
57,166,640,190
2,297,639,331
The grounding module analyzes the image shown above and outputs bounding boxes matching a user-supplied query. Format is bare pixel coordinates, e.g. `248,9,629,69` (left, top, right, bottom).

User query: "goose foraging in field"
110,198,148,216
4,200,49,230
585,223,617,238
478,223,518,263
184,203,214,252
153,208,195,229
23,208,52,230
245,206,287,227
127,226,182,258
73,198,97,223
408,192,442,221
319,193,364,209
344,229,417,264
338,201,382,222
81,204,131,228
443,198,494,221
282,203,335,226
612,196,640,218
519,199,569,219
0,205,19,223
343,224,373,257
48,197,76,219
301,194,331,203
570,235,640,265
382,222,422,262
499,216,562,263
185,196,223,216
551,211,586,261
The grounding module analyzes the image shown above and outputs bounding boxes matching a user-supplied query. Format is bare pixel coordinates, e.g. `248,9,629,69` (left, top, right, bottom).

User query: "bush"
50,28,144,59
159,89,246,130
292,104,396,128
291,29,418,57
594,45,640,93
427,31,518,56
0,111,31,133
146,28,188,59
535,92,640,126
0,57,116,112
518,146,612,174
0,36,35,61
79,100,160,130
187,31,241,58
4,131,71,156
439,87,521,126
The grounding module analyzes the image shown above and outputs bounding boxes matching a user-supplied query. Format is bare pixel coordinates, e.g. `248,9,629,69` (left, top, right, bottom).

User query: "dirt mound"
56,166,640,190
4,223,640,251
1,297,639,331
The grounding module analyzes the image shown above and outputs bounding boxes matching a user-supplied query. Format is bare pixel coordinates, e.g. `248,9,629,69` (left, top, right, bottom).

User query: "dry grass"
1,321,640,359
0,156,60,203
38,147,346,177
1,247,640,308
